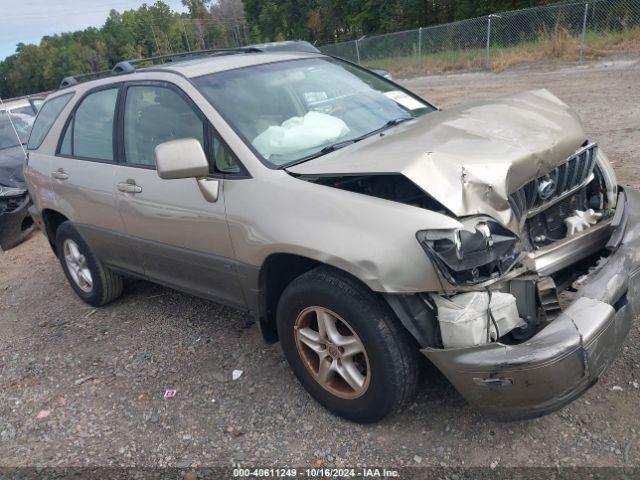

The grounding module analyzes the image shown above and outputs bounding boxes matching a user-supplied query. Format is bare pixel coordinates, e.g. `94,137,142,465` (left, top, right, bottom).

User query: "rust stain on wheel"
294,306,371,399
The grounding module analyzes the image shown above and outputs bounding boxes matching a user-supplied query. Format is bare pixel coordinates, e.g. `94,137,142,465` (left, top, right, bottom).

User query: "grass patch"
359,26,640,76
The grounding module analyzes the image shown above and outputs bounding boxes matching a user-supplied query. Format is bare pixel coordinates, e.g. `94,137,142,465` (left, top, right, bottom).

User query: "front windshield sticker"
303,91,329,104
383,91,425,111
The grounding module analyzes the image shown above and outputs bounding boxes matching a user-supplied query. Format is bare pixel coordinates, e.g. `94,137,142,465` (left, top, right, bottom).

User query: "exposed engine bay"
302,173,451,215
427,144,620,348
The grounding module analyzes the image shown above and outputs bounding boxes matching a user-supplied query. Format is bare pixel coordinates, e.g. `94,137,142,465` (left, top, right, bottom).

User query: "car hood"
0,145,27,189
287,89,587,229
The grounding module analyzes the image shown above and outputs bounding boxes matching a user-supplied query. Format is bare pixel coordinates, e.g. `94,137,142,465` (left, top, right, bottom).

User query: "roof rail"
112,61,135,75
59,77,78,88
58,68,112,90
124,47,262,68
57,47,262,90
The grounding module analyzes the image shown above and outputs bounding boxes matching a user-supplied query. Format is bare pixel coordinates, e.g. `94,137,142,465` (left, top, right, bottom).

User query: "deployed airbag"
252,111,350,159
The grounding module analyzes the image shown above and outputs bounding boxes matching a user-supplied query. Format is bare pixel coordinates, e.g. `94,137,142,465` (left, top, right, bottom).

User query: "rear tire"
55,222,123,306
276,267,419,423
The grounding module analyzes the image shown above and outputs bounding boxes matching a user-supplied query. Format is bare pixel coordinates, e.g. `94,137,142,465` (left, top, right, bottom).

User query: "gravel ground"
1,55,640,469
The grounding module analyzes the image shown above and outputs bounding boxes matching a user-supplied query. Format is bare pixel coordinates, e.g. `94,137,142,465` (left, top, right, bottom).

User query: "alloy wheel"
63,239,93,293
294,306,371,399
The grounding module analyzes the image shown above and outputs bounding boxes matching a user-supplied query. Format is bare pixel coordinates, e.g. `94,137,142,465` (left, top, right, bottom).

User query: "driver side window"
123,85,205,167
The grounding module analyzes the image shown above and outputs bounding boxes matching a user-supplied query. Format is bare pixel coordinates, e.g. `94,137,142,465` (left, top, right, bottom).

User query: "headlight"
416,217,519,285
0,186,27,197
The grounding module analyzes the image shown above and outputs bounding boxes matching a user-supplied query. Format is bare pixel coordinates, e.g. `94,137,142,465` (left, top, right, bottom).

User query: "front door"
113,82,245,307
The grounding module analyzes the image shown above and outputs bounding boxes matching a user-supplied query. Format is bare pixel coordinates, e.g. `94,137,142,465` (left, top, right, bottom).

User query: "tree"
0,0,572,98
0,0,244,97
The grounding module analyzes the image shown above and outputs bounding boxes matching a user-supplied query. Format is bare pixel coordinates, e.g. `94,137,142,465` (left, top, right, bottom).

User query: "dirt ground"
1,55,640,469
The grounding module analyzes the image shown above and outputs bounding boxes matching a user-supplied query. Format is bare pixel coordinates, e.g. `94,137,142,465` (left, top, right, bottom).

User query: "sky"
0,0,188,61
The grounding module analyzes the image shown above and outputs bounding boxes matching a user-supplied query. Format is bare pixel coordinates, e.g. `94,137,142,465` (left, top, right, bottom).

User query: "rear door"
51,85,140,273
113,81,245,307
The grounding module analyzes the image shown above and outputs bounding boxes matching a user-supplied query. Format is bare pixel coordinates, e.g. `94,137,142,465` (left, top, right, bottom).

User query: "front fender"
224,173,461,293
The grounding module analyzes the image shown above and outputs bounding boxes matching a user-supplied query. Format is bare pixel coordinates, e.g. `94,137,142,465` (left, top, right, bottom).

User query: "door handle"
51,169,69,181
117,179,142,194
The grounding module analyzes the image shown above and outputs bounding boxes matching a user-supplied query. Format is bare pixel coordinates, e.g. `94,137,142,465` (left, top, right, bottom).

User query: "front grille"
526,188,588,247
509,143,598,219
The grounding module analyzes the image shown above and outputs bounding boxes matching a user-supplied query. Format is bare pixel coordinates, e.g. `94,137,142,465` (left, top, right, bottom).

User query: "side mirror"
155,138,210,180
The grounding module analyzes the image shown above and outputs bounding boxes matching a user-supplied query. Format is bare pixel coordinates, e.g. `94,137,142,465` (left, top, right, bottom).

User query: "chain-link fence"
319,0,640,74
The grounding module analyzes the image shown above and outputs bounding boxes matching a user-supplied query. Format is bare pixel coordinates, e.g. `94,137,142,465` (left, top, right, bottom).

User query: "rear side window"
123,85,204,166
27,93,73,150
60,88,118,161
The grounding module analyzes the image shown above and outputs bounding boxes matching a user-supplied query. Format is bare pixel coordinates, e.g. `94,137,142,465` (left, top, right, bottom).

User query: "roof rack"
58,47,262,90
59,68,113,89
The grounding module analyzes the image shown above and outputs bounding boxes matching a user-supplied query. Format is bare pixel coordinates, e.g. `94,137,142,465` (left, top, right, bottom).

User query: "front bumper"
422,187,640,421
0,194,35,250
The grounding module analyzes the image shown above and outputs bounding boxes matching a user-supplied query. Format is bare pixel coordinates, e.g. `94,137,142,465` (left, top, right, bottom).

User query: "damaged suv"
0,96,41,250
25,49,637,423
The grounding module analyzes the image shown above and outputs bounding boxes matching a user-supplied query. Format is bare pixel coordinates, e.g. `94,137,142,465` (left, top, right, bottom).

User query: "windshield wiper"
326,117,414,152
282,116,414,168
381,116,413,129
317,138,359,155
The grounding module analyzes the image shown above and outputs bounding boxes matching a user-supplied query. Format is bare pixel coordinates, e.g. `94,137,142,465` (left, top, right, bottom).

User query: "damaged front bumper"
422,187,640,421
0,193,35,250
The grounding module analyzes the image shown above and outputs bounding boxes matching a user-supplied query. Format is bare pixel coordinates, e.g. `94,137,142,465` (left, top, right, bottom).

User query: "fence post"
355,37,362,65
417,27,423,70
580,3,589,65
485,15,492,70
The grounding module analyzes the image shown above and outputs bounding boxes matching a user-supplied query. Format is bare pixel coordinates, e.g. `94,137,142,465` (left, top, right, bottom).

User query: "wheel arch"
255,251,439,350
257,253,382,343
41,208,69,254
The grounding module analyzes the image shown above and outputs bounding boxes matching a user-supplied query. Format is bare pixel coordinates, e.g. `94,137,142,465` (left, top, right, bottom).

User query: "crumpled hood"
287,89,587,229
0,146,27,188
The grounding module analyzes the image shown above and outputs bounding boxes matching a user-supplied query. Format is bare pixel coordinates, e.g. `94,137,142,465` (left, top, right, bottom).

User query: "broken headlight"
416,218,519,285
0,186,27,197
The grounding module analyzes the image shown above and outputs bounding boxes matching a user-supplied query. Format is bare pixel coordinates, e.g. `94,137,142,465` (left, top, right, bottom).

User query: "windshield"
193,58,435,167
0,106,37,150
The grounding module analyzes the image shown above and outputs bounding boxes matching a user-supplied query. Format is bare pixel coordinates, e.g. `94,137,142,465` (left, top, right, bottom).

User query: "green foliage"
0,0,246,97
244,0,561,44
0,0,564,97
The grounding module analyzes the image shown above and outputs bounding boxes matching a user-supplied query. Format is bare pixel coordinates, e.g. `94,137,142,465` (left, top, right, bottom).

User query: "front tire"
55,222,123,307
277,267,419,423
